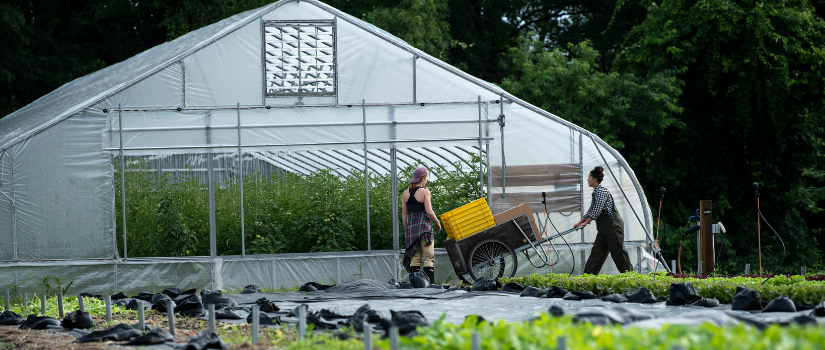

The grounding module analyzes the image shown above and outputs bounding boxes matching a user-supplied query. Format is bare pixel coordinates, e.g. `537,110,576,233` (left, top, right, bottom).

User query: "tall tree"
618,0,825,272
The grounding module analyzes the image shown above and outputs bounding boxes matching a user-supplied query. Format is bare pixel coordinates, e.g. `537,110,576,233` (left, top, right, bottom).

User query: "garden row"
116,158,483,257
502,272,825,304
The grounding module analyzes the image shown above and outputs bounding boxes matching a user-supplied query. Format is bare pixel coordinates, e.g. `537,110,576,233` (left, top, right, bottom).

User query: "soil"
0,326,108,350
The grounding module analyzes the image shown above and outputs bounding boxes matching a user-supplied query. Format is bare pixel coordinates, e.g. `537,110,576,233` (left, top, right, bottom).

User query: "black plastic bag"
61,310,96,329
0,311,23,325
246,311,280,325
241,285,260,294
665,283,702,306
563,291,598,300
132,291,155,302
110,292,128,300
601,294,629,303
470,277,497,291
298,283,317,292
762,296,796,313
303,282,333,291
501,282,525,293
201,290,223,305
812,301,825,317
78,323,141,343
184,331,227,350
548,305,565,317
255,297,279,313
397,282,413,289
519,286,546,297
624,287,657,304
409,271,430,288
175,294,205,317
214,308,243,320
389,310,428,337
544,286,568,298
126,327,174,345
349,304,384,332
318,309,350,320
151,294,174,312
731,286,762,311
125,299,151,311
690,298,720,308
305,312,338,330
19,315,60,330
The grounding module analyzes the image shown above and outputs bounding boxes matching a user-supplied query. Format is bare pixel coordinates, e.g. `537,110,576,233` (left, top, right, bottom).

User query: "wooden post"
699,200,713,275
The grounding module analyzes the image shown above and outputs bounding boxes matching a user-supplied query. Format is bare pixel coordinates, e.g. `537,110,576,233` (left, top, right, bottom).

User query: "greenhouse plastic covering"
0,0,663,290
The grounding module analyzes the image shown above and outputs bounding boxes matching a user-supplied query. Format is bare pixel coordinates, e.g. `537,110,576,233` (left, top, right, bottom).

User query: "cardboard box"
493,202,541,239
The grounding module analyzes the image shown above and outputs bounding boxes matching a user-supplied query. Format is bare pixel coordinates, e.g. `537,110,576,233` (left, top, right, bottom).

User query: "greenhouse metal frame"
0,0,665,293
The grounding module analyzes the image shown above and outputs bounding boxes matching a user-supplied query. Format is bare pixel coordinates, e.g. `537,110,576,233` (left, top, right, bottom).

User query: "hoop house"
0,0,665,293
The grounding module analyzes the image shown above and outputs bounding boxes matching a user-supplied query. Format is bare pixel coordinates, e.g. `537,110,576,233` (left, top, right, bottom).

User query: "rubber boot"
423,267,435,285
409,265,420,280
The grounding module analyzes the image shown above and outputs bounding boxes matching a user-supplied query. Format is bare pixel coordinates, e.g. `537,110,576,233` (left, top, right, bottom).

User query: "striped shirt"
585,184,614,220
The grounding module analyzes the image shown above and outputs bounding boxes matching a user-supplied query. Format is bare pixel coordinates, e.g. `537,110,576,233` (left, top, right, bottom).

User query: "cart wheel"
467,239,518,281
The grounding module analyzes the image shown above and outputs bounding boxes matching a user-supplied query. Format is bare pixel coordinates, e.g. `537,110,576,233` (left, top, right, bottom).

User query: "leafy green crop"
375,313,825,350
115,156,484,257
504,272,825,304
1,294,127,318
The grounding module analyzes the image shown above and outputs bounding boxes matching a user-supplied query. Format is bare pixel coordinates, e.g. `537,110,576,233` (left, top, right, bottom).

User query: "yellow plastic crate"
439,198,496,241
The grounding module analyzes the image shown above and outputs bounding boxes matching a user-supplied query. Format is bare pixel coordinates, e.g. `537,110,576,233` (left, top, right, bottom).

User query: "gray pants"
583,209,633,274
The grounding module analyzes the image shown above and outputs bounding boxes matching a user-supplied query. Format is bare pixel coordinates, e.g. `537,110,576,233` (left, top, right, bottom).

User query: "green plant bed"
503,272,825,304
373,314,825,350
0,294,128,318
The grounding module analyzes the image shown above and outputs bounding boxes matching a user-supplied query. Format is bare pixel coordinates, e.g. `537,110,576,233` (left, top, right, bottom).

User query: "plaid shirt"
585,184,614,220
402,211,434,270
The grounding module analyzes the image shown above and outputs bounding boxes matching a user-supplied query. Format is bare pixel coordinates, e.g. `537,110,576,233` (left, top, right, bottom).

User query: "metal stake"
22,293,27,312
298,304,306,340
477,96,483,197
362,321,372,350
698,261,703,276
57,293,64,318
78,295,85,312
138,304,145,331
4,290,8,311
389,326,399,350
237,103,245,257
118,105,128,260
40,295,46,315
558,336,567,350
207,304,215,332
802,266,807,276
471,332,480,350
252,304,259,344
167,302,175,337
362,100,371,252
745,264,751,275
105,295,112,323
671,260,676,274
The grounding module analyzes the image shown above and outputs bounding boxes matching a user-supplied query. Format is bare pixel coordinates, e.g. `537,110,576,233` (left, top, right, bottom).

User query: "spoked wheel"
467,239,518,281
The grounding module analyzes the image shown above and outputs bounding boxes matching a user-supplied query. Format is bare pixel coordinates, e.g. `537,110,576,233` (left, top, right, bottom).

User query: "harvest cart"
444,214,581,284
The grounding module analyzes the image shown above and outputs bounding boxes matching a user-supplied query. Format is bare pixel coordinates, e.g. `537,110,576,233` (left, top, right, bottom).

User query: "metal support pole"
238,103,245,257
207,113,217,258
500,94,506,199
745,263,751,275
478,96,483,198
389,326,399,350
802,266,807,276
579,133,585,275
471,333,480,350
22,293,27,312
558,336,567,350
362,100,371,252
412,55,417,103
78,295,85,312
40,295,46,315
207,304,215,332
671,260,676,274
4,290,8,311
138,304,145,330
251,304,259,344
57,293,64,318
105,295,111,322
298,304,307,340
486,143,492,204
363,321,372,349
119,105,127,259
391,107,399,281
167,302,176,337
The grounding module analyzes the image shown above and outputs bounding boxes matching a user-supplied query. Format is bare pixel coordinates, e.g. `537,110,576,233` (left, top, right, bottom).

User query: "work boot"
408,265,420,280
423,267,435,285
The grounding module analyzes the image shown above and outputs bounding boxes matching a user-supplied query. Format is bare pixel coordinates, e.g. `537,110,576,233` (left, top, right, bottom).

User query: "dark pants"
583,209,634,274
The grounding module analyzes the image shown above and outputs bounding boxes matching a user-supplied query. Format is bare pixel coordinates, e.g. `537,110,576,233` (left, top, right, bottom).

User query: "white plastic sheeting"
0,0,662,286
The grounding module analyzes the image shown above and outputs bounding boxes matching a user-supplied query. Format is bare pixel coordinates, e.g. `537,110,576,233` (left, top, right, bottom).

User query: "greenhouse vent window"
264,19,336,97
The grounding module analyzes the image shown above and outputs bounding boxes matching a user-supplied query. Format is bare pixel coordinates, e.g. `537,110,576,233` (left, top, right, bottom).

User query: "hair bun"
594,166,604,174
